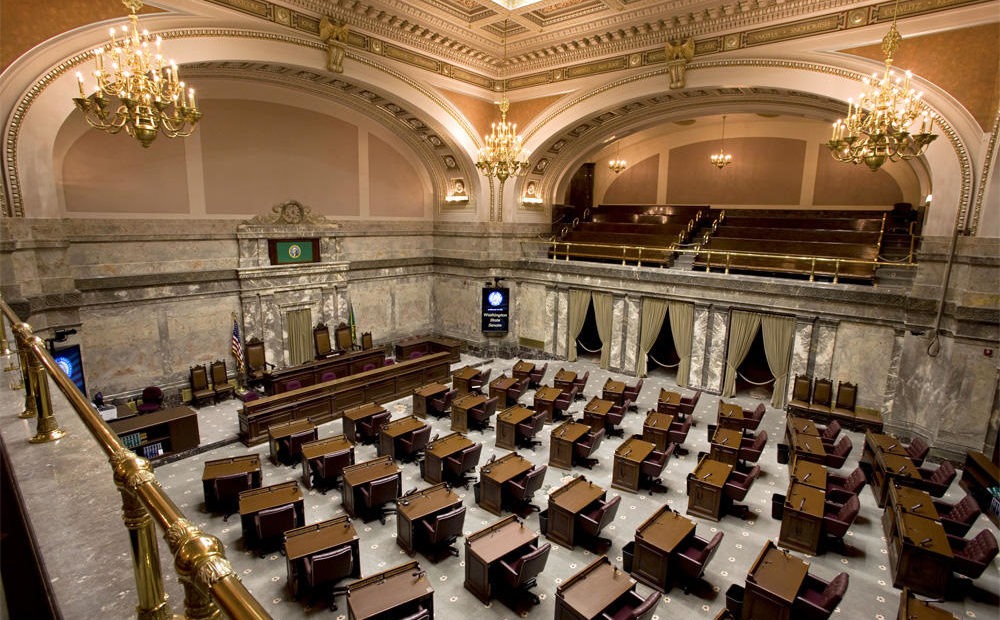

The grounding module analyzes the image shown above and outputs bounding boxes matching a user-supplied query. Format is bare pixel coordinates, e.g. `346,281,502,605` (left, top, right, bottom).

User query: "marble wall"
830,321,896,409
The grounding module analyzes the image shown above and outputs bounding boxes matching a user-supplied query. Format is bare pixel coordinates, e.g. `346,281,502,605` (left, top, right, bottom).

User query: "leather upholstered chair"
832,381,857,415
252,503,298,557
576,495,621,553
211,471,256,521
724,465,760,517
572,371,590,399
470,368,492,394
574,428,606,469
398,424,431,463
744,403,765,431
516,410,546,449
668,415,692,446
948,530,999,580
279,429,317,467
498,542,550,611
811,378,834,412
622,379,643,410
792,572,849,620
604,403,627,438
918,460,957,497
189,365,215,407
428,389,457,418
504,465,547,515
824,436,853,469
552,387,577,421
819,420,842,445
932,494,982,536
675,531,724,593
822,494,860,551
311,449,353,493
137,386,163,413
420,505,466,560
600,589,659,620
639,445,674,494
738,430,767,464
357,411,391,445
789,374,813,410
528,363,548,388
444,442,482,489
826,466,866,496
360,475,400,524
300,545,354,610
904,436,930,467
469,396,499,432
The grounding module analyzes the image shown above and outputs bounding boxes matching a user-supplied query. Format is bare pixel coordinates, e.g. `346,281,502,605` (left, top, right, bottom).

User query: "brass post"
724,253,731,275
26,335,67,443
809,258,816,282
833,260,841,284
111,449,173,620
15,327,34,416
0,312,10,358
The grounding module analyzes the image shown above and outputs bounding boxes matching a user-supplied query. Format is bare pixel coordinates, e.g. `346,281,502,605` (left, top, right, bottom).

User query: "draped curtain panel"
669,301,695,388
636,298,668,377
592,292,614,369
567,290,591,362
722,310,762,397
287,308,313,366
761,314,795,408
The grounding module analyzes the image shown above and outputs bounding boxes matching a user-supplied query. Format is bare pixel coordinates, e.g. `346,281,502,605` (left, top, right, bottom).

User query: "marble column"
811,319,838,379
544,286,558,356
325,285,341,325
688,303,711,390
621,296,641,376
554,288,569,359
880,329,905,422
609,295,624,371
703,306,728,393
788,317,815,402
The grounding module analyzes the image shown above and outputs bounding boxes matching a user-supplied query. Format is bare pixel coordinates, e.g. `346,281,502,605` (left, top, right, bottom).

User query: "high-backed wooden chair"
788,374,813,411
245,337,271,382
811,378,834,412
210,360,235,402
189,365,215,407
832,381,856,415
360,332,373,350
334,322,354,351
314,323,334,358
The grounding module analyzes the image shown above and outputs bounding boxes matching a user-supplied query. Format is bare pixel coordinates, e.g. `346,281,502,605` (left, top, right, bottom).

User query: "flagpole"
231,312,248,394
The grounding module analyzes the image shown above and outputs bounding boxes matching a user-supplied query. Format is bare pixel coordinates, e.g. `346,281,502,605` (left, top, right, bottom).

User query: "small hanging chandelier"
608,139,627,174
710,115,733,169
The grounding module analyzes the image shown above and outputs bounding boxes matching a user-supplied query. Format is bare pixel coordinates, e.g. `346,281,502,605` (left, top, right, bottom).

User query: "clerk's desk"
238,481,305,549
490,375,520,408
300,434,354,489
346,560,433,620
546,476,606,549
611,437,655,493
630,505,696,592
422,432,472,484
267,418,318,465
342,403,387,444
709,426,742,467
643,411,674,452
534,386,563,423
883,484,952,599
412,382,448,419
396,482,462,556
555,555,638,620
451,393,486,433
452,365,482,395
601,379,626,406
897,587,959,620
686,456,733,521
741,540,809,620
340,455,401,519
778,480,825,555
202,454,262,513
549,420,593,470
378,415,427,461
582,397,614,433
284,515,360,598
496,405,535,451
464,515,539,604
478,452,533,516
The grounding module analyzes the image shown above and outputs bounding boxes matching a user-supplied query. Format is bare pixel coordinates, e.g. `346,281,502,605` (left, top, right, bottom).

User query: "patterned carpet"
154,354,999,619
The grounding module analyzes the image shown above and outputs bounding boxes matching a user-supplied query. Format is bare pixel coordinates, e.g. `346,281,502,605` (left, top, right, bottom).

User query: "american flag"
231,318,245,374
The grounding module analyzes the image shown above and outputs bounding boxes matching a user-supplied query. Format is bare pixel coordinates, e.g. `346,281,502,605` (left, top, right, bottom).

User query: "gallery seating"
505,465,547,515
675,530,724,593
600,589,660,620
420,505,466,560
189,365,215,407
947,529,998,580
469,396,499,432
576,495,621,553
428,389,457,418
360,475,400,524
824,436,853,469
932,494,982,536
622,379,643,410
792,571,849,620
211,360,235,402
822,494,860,551
137,386,164,413
444,442,482,489
918,460,957,497
498,542,550,610
738,430,767,464
302,545,354,611
252,503,298,557
574,428,606,469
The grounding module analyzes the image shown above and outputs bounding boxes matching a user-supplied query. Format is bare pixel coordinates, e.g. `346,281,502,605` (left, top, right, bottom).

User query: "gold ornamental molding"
969,108,1000,235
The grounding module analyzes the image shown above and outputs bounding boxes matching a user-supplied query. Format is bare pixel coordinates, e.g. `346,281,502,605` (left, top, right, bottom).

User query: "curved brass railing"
0,298,271,620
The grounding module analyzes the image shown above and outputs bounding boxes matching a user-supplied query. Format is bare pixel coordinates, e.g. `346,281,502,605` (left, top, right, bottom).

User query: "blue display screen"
482,287,509,332
53,344,86,395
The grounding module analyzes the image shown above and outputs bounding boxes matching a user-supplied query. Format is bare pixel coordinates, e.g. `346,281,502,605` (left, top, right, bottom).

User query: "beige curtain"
669,301,695,388
566,290,591,362
761,314,795,408
592,292,614,369
636,298,668,377
722,310,761,397
287,309,313,366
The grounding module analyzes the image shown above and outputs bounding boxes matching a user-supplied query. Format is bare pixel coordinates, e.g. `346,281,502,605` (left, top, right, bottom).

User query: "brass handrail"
1,298,271,620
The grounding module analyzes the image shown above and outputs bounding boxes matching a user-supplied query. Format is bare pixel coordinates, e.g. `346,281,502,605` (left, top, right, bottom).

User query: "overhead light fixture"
608,139,627,174
826,0,936,171
710,115,733,169
73,0,202,148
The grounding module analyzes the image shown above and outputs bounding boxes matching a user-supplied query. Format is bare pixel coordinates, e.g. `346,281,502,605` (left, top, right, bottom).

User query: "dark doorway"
647,318,679,381
575,299,602,361
735,329,774,400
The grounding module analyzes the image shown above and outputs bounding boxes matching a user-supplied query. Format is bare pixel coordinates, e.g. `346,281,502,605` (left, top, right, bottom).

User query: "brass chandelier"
476,20,529,184
826,0,936,171
608,139,627,174
73,0,202,148
710,115,733,169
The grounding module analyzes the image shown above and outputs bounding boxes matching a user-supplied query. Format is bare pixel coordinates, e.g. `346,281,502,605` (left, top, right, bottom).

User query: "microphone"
412,570,427,579
489,453,497,464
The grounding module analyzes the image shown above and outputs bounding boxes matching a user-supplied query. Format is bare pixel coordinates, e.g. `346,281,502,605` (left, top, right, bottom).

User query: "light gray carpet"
155,354,999,619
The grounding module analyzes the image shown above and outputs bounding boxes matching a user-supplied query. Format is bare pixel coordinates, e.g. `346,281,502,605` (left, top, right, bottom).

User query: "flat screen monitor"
482,287,510,333
53,344,86,395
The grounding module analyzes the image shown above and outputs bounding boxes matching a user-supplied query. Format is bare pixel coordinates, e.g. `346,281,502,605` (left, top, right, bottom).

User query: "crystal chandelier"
608,140,627,174
826,0,936,171
73,0,202,148
476,20,529,184
710,115,733,169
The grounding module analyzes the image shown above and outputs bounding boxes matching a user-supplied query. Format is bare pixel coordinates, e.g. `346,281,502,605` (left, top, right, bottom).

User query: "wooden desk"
717,402,746,431
897,587,959,620
582,397,614,433
884,504,953,598
556,556,636,620
394,335,462,363
643,411,674,451
779,481,826,555
789,427,826,465
612,437,655,493
554,369,577,392
422,432,472,484
478,452,533,516
742,541,809,620
464,515,539,603
267,418,317,465
451,393,486,432
496,405,535,451
412,382,448,419
202,455,262,512
262,347,386,394
790,459,827,490
300,434,354,489
631,505,696,592
396,482,462,556
549,421,593,470
342,402,388,444
453,365,482,395
238,481,305,548
534,386,563,423
784,415,820,444
109,405,200,459
512,360,535,383
657,388,681,413
602,379,626,406
546,476,605,549
284,515,360,598
341,456,401,519
490,376,520,408
961,450,1000,527
346,560,433,620
378,415,427,461
710,427,742,467
886,484,940,522
866,432,922,507
686,457,733,521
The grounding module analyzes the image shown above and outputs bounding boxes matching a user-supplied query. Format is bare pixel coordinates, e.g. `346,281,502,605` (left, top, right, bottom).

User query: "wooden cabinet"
108,406,200,459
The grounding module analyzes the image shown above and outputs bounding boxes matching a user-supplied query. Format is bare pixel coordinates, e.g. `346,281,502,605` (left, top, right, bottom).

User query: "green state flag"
275,241,313,263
